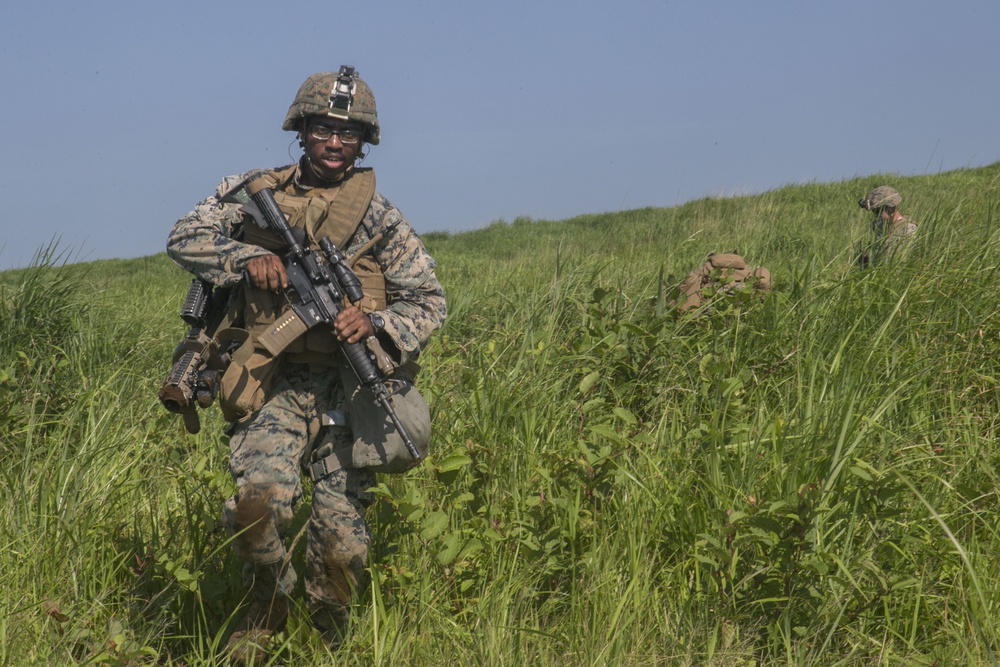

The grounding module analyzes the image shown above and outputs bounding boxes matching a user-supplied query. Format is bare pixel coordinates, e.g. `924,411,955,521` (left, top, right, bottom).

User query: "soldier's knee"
223,484,285,564
308,550,367,601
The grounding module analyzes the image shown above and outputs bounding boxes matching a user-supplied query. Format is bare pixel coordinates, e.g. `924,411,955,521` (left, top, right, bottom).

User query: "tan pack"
676,252,772,313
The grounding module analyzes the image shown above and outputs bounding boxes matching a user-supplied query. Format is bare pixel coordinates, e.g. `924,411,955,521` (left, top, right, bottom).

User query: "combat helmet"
282,66,380,145
859,186,901,211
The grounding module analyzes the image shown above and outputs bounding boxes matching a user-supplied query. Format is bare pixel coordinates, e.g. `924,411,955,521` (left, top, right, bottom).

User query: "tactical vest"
239,165,386,359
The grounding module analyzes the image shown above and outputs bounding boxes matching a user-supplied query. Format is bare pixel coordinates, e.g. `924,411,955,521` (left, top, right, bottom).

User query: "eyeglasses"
307,123,363,145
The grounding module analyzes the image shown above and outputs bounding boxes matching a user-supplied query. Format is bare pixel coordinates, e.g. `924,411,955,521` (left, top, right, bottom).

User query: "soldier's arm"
358,194,446,364
166,174,275,286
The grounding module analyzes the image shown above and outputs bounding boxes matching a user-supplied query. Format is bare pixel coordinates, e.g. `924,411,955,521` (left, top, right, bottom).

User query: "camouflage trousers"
222,362,375,635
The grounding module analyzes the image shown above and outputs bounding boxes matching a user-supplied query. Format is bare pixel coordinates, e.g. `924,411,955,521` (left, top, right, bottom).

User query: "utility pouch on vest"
339,365,430,474
349,254,387,313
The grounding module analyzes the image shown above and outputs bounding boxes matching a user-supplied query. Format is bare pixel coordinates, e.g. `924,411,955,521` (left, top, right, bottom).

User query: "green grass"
3,163,1000,665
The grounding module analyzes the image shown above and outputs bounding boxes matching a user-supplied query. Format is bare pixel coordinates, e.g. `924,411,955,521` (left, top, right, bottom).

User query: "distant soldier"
856,186,917,267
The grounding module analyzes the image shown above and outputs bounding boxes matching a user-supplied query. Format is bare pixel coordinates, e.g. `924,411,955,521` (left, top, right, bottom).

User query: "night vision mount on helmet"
282,66,380,145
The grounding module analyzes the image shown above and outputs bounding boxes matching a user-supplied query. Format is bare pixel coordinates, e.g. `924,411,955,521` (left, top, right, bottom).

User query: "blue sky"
1,0,997,270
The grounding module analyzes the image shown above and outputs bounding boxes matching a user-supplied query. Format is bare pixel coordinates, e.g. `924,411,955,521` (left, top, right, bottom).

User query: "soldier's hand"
333,306,374,344
245,254,288,291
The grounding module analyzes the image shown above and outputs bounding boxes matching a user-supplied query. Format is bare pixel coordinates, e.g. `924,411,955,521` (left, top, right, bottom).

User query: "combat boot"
311,609,351,655
224,595,289,666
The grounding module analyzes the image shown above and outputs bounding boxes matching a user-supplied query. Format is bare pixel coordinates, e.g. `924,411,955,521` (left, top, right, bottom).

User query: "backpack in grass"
676,252,772,313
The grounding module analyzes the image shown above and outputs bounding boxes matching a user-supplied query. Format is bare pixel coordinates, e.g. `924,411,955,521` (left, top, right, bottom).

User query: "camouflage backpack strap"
239,165,305,252
259,164,298,190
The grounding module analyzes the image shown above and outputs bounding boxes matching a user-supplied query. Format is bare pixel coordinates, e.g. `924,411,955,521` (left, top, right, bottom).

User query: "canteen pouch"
339,364,430,474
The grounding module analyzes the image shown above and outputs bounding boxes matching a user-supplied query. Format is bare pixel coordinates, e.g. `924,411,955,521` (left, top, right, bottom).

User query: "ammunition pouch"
217,309,310,424
217,329,272,424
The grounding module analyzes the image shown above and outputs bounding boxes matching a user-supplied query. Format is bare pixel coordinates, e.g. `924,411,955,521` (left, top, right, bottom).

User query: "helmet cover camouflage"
859,186,901,211
282,66,380,145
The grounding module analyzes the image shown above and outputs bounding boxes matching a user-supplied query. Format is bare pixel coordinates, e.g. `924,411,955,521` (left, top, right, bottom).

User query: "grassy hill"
2,163,1000,665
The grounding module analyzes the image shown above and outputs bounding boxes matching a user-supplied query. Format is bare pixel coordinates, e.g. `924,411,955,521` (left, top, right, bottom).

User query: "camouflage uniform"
166,159,445,640
857,185,917,266
869,214,918,259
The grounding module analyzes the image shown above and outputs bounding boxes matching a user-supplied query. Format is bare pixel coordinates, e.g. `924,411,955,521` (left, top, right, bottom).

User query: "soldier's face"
301,117,364,184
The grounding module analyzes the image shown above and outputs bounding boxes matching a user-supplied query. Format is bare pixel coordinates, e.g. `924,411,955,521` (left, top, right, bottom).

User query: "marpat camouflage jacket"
870,215,918,259
166,162,446,364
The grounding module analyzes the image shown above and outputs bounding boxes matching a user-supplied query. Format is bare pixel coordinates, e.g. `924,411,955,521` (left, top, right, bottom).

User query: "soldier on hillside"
856,185,918,267
166,66,446,663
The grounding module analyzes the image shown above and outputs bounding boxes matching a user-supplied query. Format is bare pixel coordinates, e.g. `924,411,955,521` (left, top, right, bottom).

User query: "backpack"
675,252,772,313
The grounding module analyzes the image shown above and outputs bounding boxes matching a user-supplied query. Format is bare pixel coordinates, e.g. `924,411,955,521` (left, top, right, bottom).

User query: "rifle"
221,174,423,463
158,278,233,434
